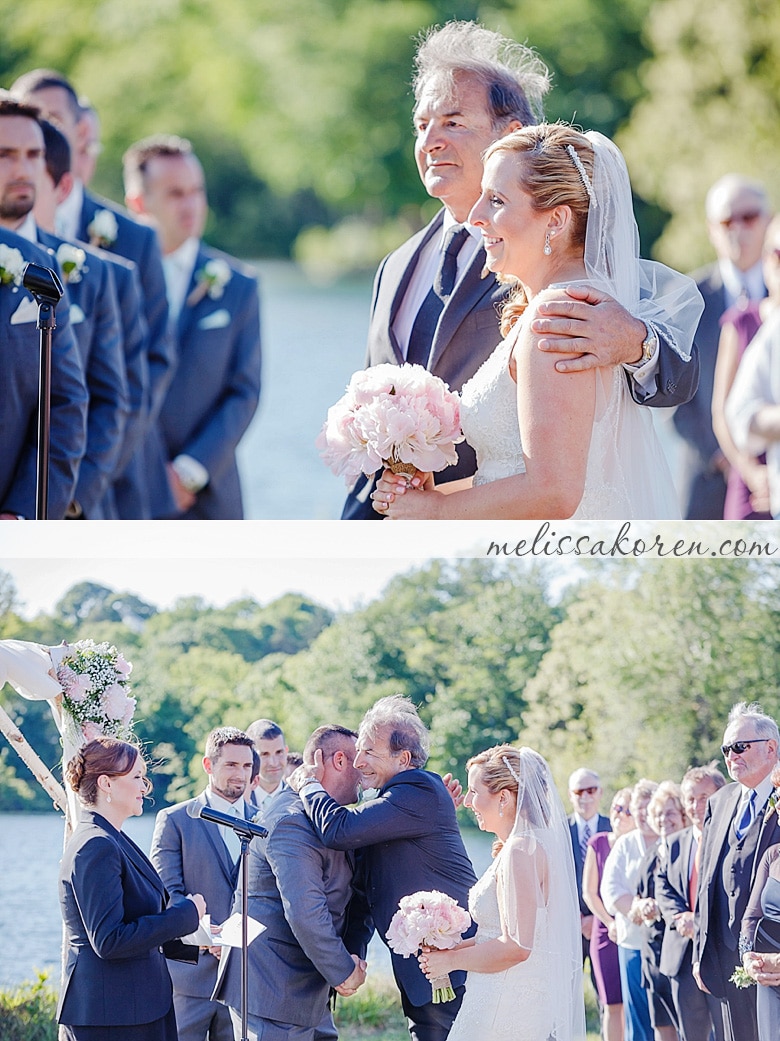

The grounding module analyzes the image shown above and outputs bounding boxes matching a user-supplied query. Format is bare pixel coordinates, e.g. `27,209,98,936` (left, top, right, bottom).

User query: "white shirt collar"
719,257,766,306
207,788,245,815
55,179,84,241
254,780,285,805
574,812,600,832
741,773,775,809
12,213,38,244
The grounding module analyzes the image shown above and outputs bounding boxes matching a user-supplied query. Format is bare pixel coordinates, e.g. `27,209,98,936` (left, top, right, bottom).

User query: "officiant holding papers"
58,737,206,1041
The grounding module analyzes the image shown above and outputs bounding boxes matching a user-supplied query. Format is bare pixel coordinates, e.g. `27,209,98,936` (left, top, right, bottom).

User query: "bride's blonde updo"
467,743,523,796
482,122,595,334
65,737,145,806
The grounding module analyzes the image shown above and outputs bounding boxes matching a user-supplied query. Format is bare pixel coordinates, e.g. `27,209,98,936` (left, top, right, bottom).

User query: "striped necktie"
580,821,591,861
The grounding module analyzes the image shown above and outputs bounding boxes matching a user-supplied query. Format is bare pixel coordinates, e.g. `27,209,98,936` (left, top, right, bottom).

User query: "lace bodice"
458,318,680,519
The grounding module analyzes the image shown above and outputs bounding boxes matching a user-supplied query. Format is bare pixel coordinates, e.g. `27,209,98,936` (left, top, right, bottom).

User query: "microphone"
187,801,268,839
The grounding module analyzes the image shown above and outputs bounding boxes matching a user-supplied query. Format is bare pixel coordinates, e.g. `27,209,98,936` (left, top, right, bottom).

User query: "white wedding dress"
459,315,681,519
448,838,582,1041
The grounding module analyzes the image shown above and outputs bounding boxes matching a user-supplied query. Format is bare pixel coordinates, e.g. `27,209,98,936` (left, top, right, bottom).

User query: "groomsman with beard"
12,68,176,518
33,116,149,519
213,725,371,1041
0,100,130,520
151,728,256,1041
343,20,701,519
0,98,87,519
295,695,476,1041
123,134,261,519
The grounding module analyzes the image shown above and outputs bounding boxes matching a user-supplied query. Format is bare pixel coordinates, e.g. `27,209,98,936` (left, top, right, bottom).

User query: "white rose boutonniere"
87,208,118,248
0,243,25,287
187,257,232,307
56,243,87,284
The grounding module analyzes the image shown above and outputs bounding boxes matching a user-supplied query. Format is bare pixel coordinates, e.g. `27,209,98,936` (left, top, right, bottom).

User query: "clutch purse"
753,916,780,954
162,938,200,963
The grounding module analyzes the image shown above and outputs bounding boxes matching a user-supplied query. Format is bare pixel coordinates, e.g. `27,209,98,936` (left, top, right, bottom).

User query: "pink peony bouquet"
56,640,136,745
316,363,464,484
386,890,471,1002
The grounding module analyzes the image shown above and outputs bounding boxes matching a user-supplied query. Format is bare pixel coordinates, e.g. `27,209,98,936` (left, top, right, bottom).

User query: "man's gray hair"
412,21,551,129
726,701,780,744
359,694,430,769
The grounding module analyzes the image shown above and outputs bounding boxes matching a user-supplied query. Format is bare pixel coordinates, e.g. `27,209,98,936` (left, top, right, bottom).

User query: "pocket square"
198,308,231,331
9,295,39,325
69,304,86,325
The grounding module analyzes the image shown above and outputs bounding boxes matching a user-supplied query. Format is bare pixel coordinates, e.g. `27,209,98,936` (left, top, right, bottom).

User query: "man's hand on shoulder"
533,284,647,371
334,954,367,997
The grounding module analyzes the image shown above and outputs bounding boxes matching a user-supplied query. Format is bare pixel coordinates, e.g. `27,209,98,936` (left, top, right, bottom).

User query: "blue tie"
736,789,757,840
406,225,469,367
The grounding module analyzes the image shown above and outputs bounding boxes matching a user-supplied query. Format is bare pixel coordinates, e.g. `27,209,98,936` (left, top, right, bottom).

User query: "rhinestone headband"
566,144,595,203
502,755,522,784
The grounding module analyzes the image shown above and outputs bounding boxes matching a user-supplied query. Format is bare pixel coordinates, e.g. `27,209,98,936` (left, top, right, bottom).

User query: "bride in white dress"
418,745,585,1040
372,123,703,519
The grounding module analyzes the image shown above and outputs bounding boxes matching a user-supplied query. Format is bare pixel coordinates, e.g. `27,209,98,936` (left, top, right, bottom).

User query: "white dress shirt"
162,236,199,323
207,788,246,862
55,179,84,242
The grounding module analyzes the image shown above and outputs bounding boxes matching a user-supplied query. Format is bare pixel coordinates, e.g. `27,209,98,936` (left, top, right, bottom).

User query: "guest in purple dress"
712,217,780,518
584,788,636,1041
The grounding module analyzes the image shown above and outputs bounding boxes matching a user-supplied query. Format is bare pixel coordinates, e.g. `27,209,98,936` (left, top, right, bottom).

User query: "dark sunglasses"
721,738,771,757
572,786,599,796
612,805,631,815
720,210,763,229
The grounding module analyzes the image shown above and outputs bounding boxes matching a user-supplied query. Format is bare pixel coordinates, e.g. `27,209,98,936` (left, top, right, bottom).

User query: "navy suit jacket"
568,812,611,916
301,768,477,1007
214,786,364,1028
57,811,198,1028
692,780,780,997
79,190,176,517
37,228,129,517
344,209,701,519
152,244,261,519
0,227,87,518
151,790,246,1001
672,262,738,517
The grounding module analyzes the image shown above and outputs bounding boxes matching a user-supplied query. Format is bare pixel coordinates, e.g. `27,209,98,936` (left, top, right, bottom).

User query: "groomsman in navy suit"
0,227,86,518
344,22,701,518
12,68,176,518
123,134,261,519
0,101,129,519
33,117,150,519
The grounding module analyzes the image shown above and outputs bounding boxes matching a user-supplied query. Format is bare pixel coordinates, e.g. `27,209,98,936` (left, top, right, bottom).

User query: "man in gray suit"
151,727,255,1041
344,21,701,519
674,174,773,518
214,724,369,1041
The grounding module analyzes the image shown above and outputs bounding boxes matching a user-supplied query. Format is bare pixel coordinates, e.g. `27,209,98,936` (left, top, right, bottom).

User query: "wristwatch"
638,325,658,364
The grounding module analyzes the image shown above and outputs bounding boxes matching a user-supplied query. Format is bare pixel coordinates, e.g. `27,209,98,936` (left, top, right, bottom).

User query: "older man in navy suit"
123,135,261,519
0,101,129,519
151,727,255,1041
344,22,701,519
12,68,176,518
296,695,476,1041
567,768,611,971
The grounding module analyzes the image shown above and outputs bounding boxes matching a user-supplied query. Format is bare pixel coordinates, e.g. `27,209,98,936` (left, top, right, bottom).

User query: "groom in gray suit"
151,727,255,1041
214,724,370,1041
344,21,700,518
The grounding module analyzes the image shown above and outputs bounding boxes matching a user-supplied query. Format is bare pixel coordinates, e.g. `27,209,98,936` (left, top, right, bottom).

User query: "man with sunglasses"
674,175,773,518
692,701,780,1041
567,769,611,977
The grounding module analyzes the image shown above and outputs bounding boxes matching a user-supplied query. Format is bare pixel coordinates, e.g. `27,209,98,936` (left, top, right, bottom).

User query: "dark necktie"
735,789,757,840
406,225,469,367
580,822,591,862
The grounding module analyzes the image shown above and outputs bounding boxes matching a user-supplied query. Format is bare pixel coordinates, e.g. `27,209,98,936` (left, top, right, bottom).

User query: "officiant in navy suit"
12,68,176,519
123,134,261,519
151,728,255,1041
344,21,701,519
296,695,476,1041
692,702,780,1041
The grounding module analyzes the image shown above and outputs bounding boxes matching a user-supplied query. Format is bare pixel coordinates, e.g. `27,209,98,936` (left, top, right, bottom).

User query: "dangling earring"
106,794,112,804
499,801,504,818
543,231,552,256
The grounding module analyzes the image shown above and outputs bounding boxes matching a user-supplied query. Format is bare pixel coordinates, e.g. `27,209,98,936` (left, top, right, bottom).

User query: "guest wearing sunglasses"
692,702,780,1041
568,769,612,977
583,787,635,1041
656,763,726,1041
673,174,772,519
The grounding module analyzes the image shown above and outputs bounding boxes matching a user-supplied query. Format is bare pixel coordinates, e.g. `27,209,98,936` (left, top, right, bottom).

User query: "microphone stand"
21,262,64,520
237,831,251,1041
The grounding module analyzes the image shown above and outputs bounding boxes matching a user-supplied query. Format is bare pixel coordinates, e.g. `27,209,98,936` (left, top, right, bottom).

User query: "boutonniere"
0,243,25,288
186,257,231,307
764,788,779,824
87,208,118,248
56,243,87,284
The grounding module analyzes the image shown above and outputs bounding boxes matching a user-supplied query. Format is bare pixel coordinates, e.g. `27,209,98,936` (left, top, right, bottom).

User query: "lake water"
0,811,494,989
232,260,684,520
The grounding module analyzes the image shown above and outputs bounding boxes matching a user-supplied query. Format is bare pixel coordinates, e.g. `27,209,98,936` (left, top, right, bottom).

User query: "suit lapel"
197,792,239,886
178,244,208,339
89,812,166,899
428,244,500,372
